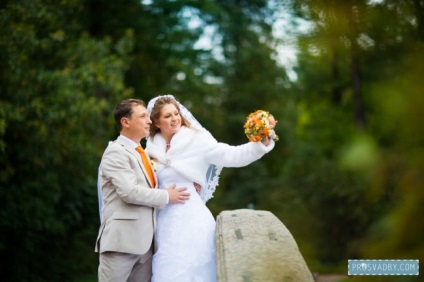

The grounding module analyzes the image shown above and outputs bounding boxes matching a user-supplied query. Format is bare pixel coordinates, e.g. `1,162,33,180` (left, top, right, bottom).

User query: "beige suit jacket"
95,135,168,255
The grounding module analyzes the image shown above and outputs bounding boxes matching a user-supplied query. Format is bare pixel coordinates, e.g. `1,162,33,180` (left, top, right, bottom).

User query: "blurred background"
1,0,423,281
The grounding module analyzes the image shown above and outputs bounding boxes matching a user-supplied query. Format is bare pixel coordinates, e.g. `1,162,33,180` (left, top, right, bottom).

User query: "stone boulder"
216,209,314,282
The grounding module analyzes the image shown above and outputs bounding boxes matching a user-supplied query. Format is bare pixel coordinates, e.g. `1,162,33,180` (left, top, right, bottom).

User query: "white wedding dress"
152,167,217,282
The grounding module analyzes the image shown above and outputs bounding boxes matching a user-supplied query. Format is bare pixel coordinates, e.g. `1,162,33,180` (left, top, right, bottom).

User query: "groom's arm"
101,145,169,208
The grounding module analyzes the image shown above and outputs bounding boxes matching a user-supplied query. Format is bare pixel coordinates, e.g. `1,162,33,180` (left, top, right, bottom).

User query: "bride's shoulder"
179,126,216,144
147,133,165,147
193,128,217,143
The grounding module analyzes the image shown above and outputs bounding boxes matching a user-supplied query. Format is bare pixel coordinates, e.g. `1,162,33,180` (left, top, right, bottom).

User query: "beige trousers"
98,244,153,282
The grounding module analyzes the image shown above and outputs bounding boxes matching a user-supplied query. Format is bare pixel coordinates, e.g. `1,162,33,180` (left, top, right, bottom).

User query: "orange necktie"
135,146,156,188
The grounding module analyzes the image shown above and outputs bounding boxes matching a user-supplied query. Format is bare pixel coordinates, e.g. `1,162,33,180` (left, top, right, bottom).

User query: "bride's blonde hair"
149,96,191,138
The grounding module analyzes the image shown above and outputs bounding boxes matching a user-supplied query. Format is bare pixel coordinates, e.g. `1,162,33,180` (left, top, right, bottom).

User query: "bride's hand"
193,182,201,195
261,136,271,146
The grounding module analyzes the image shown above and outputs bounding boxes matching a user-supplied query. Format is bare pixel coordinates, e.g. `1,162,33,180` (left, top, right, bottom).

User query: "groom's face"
124,104,152,140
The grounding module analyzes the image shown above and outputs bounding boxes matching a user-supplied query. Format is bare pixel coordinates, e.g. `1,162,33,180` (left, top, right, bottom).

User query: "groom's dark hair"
114,99,146,132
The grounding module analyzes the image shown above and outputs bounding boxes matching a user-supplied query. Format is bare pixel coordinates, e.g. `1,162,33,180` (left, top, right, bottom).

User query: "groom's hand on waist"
166,184,190,204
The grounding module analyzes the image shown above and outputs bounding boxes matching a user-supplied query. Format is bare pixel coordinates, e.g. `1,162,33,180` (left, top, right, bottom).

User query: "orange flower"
244,110,279,142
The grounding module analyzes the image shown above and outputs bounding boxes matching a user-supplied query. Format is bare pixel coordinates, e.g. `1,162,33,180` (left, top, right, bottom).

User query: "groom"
95,98,190,281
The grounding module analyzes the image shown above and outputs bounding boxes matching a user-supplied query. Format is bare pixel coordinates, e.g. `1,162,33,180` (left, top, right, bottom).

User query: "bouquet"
244,110,279,142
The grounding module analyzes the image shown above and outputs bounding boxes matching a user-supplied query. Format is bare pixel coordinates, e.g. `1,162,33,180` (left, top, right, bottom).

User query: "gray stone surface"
216,209,314,282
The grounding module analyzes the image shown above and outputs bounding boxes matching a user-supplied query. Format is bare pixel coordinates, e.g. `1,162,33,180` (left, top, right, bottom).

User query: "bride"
146,95,275,281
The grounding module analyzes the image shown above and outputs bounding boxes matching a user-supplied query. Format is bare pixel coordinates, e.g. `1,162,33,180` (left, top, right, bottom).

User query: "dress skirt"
152,168,217,282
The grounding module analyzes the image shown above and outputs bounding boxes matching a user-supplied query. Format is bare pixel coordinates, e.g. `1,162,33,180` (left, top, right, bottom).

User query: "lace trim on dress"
201,164,222,203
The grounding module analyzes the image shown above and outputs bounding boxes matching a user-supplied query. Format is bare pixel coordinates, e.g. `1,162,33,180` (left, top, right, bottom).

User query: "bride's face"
155,103,182,137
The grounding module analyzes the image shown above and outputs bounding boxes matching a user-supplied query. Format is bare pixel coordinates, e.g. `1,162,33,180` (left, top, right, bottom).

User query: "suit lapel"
117,136,155,188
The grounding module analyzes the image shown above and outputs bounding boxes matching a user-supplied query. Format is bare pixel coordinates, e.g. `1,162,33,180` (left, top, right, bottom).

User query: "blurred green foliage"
0,0,423,281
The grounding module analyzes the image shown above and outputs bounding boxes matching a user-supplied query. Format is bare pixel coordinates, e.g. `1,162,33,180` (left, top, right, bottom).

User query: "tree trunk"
413,0,424,41
349,3,366,129
350,49,366,128
331,48,342,105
